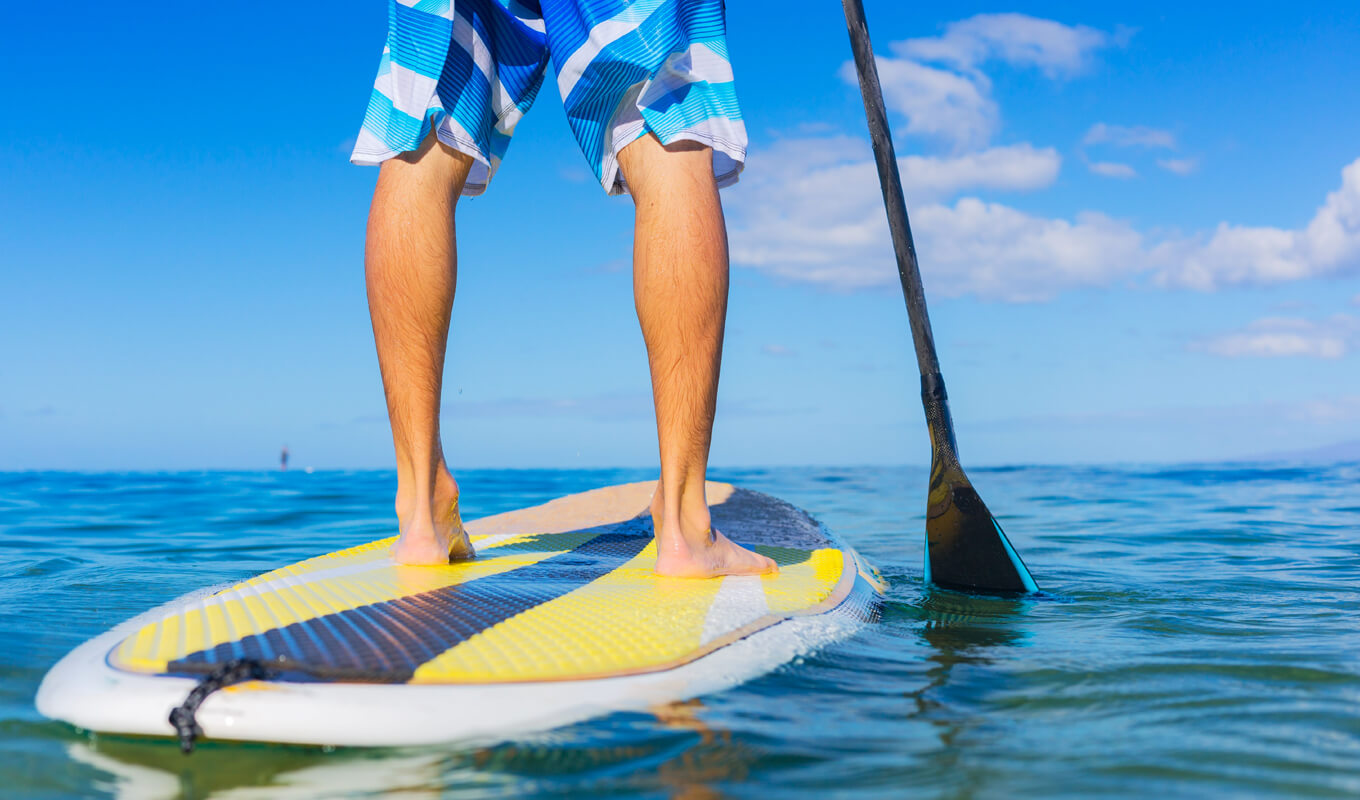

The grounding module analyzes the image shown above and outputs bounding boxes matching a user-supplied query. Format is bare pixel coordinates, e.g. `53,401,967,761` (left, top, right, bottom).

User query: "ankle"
655,491,713,546
395,465,459,521
432,469,459,505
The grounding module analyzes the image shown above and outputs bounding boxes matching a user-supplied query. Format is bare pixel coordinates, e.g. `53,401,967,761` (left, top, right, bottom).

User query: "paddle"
840,0,1039,594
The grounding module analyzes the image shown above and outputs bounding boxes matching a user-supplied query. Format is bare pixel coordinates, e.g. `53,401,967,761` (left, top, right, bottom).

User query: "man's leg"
618,134,777,578
365,133,476,565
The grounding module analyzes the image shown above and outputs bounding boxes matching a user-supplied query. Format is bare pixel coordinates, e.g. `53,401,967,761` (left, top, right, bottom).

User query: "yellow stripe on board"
231,536,398,592
111,531,600,674
409,545,846,683
410,540,727,683
761,548,845,614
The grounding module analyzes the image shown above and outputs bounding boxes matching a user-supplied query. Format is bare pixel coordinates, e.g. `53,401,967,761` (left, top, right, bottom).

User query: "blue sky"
3,1,1360,470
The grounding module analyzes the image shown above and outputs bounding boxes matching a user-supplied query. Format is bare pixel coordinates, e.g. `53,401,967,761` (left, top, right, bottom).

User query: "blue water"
3,465,1359,798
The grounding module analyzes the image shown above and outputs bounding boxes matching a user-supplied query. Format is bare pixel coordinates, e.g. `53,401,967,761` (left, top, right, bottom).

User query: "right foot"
392,471,474,565
654,525,779,578
650,487,777,578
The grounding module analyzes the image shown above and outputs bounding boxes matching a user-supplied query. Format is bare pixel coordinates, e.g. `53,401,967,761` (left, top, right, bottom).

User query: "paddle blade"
920,373,1038,595
925,460,1038,594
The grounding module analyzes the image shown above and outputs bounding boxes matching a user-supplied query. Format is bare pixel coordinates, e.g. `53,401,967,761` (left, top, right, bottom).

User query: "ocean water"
2,464,1358,799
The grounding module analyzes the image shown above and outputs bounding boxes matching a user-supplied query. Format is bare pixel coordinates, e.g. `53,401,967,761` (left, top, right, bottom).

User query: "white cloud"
912,200,1146,301
1292,395,1360,424
904,142,1062,197
731,149,1360,300
896,13,1110,78
1156,159,1360,289
761,344,794,357
840,58,996,150
1195,315,1359,359
1158,157,1198,175
844,14,1114,149
1088,160,1137,179
728,138,1067,295
735,136,1059,210
759,13,1360,301
1082,126,1196,180
1083,123,1176,149
728,137,1143,302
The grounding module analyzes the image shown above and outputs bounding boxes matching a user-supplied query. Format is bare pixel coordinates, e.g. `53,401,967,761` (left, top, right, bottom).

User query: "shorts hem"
349,116,496,198
600,126,747,197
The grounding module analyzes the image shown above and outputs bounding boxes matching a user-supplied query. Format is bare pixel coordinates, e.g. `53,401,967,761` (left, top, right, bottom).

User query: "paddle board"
37,481,884,747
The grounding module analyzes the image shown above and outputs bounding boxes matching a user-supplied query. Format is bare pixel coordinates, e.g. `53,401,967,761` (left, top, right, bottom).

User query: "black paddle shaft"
841,0,960,461
840,0,1037,594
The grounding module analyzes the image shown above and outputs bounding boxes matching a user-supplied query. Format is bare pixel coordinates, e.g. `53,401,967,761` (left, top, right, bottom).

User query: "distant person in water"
280,445,289,472
351,0,774,578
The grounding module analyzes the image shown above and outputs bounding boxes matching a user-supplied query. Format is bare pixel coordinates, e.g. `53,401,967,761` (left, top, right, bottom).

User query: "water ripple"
1,465,1357,798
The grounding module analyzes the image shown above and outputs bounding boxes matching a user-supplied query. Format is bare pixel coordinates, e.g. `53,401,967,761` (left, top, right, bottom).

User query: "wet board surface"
37,481,884,747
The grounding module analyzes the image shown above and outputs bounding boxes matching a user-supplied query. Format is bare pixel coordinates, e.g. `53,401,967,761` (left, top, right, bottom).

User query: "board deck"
37,481,884,747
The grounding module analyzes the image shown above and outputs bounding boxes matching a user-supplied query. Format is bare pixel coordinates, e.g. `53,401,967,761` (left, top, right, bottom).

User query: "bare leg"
365,133,475,565
618,134,777,578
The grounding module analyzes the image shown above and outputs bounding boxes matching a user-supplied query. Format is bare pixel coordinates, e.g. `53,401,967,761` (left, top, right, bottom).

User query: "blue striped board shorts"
351,0,747,197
